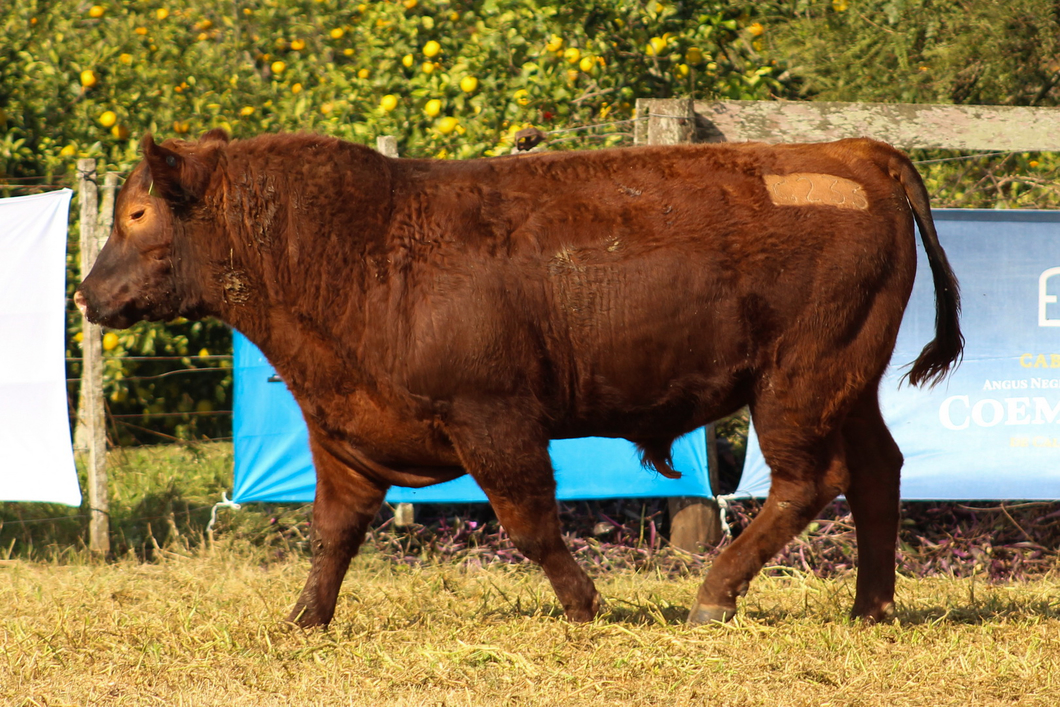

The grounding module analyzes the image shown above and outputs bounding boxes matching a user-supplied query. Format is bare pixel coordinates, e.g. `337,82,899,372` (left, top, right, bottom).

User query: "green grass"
0,443,241,561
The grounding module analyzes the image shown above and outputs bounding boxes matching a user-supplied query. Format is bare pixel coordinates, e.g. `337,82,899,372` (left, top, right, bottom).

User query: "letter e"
1039,267,1060,327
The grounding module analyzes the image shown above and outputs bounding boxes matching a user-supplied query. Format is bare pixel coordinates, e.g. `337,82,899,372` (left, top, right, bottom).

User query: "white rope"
715,494,737,538
207,491,241,536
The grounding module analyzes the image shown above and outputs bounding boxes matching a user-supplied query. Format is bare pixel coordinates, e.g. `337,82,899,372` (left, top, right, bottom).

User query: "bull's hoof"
850,600,895,624
687,602,736,625
286,606,330,630
564,593,603,623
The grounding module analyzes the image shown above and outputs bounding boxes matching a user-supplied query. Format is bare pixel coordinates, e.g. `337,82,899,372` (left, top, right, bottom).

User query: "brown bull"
76,129,962,627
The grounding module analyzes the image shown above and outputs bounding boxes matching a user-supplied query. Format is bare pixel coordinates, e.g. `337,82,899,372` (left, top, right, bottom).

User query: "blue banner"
741,209,1060,500
234,209,1060,504
232,337,710,504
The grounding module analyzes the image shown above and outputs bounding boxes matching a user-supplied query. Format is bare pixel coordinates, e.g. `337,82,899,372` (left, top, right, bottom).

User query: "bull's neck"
216,266,377,404
213,233,377,398
211,139,397,393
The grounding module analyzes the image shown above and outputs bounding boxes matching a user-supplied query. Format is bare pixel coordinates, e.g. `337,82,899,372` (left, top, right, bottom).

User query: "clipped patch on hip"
764,173,869,210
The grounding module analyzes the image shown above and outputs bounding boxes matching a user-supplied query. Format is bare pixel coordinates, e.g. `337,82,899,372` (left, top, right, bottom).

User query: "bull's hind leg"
445,404,600,622
288,435,387,628
689,401,851,624
843,391,903,622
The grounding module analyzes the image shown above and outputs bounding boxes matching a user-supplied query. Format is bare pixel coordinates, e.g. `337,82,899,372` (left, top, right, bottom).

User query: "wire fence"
65,352,235,447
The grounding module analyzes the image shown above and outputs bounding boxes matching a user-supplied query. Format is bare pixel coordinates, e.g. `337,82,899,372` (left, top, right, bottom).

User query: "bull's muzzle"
74,289,89,317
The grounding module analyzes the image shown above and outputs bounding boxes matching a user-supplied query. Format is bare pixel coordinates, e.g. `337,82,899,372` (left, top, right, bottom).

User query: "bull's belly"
550,368,751,441
306,390,462,468
542,258,752,438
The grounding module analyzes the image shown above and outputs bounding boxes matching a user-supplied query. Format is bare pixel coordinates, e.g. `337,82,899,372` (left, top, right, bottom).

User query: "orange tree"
2,0,791,442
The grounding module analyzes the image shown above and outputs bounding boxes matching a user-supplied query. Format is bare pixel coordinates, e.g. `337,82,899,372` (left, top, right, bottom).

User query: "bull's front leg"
444,401,601,622
288,434,387,629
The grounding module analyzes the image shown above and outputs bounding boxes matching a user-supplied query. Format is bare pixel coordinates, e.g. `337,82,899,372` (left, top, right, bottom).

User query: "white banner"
0,189,81,505
741,209,1060,501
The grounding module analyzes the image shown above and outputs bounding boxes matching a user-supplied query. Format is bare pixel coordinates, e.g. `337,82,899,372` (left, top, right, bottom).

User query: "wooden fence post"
74,173,117,444
99,172,118,241
635,99,724,552
76,159,111,556
635,97,696,146
375,135,416,528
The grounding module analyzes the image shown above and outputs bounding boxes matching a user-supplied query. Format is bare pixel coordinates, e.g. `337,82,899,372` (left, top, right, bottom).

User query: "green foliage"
763,0,1060,106
3,0,785,175
66,319,234,443
914,151,1060,210
6,1,1060,443
759,0,1060,210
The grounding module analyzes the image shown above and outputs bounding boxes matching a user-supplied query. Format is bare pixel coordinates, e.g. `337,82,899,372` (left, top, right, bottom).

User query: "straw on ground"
2,549,1058,706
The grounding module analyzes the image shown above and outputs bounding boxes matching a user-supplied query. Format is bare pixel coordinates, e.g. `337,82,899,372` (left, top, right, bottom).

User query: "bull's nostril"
74,290,88,316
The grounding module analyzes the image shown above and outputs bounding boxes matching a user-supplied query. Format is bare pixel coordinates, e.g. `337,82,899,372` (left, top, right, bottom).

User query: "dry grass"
3,546,1059,706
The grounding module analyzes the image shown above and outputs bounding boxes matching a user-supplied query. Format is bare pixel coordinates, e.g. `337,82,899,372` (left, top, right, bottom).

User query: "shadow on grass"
739,593,1060,626
600,602,691,626
0,502,88,560
449,586,692,626
0,487,218,562
465,602,692,626
894,596,1060,625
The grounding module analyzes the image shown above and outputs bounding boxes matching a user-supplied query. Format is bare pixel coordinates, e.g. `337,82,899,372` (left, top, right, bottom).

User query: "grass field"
3,550,1059,706
2,444,1059,705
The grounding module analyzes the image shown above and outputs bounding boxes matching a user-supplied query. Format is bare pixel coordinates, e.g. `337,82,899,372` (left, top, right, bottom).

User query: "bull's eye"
131,209,146,220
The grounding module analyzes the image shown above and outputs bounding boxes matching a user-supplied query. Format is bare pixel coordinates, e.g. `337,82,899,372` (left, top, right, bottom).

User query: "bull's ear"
200,127,230,145
140,133,218,204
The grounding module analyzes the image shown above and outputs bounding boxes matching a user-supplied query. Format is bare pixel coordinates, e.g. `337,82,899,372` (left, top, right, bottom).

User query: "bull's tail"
894,155,964,387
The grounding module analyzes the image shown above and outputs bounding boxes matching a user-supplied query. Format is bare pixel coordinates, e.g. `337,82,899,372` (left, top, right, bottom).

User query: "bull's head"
75,129,230,329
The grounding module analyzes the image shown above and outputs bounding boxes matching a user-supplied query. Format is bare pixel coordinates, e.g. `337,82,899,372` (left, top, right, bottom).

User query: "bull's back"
394,141,919,434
